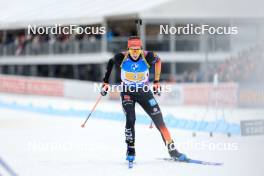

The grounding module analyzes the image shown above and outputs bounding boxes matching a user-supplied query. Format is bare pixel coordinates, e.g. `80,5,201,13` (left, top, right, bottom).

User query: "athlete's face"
129,48,141,60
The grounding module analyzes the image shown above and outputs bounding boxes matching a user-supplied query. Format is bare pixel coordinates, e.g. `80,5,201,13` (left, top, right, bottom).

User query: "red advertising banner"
0,76,64,96
238,84,264,108
183,83,238,107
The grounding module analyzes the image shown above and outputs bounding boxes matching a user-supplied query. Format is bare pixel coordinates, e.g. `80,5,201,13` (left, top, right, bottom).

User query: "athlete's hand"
100,83,109,96
153,81,161,96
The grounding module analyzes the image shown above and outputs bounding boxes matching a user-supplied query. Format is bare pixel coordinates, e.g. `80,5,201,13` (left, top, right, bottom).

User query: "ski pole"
81,94,103,128
0,157,17,176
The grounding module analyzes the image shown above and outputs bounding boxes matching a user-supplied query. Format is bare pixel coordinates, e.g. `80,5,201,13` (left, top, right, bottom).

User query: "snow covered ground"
0,93,263,176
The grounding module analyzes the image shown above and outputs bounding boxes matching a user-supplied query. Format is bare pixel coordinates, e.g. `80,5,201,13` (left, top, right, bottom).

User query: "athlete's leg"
137,89,188,160
136,89,172,144
121,92,136,159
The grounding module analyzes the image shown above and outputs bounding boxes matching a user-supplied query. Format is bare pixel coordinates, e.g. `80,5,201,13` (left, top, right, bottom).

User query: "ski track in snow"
0,94,263,176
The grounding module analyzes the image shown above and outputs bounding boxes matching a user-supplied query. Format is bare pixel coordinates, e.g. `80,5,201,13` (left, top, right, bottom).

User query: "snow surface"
0,93,263,176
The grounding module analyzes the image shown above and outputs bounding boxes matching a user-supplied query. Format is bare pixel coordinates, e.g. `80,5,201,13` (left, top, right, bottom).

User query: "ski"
158,157,223,166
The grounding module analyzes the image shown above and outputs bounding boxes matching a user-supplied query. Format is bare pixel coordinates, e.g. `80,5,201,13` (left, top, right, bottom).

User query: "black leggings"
121,88,172,146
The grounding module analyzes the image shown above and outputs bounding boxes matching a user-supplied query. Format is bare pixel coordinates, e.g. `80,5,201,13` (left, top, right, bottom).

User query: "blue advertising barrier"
0,100,241,135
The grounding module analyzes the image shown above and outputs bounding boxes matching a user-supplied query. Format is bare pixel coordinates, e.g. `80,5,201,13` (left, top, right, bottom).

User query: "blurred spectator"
31,35,41,54
217,42,264,83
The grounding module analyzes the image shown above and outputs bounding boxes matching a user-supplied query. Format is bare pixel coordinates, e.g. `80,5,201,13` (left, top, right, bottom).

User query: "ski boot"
126,143,135,168
126,144,135,162
167,140,188,162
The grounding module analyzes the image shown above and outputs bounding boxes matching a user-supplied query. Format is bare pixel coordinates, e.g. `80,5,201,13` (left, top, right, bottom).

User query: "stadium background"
0,0,263,175
0,0,263,107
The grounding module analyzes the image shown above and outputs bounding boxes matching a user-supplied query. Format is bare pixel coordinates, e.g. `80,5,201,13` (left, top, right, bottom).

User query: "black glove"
153,81,161,96
100,83,109,96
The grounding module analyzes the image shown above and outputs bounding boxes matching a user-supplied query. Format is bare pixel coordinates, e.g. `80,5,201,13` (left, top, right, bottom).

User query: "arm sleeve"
102,52,124,83
145,51,161,82
102,58,114,83
154,58,161,82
